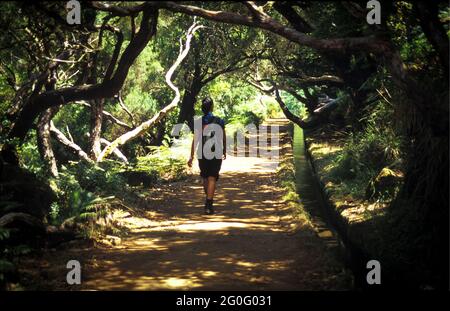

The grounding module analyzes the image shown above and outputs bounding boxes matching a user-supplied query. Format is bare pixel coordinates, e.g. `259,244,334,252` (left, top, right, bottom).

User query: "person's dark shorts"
198,159,222,180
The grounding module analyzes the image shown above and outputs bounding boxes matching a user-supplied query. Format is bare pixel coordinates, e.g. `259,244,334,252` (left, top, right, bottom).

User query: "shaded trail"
29,119,351,290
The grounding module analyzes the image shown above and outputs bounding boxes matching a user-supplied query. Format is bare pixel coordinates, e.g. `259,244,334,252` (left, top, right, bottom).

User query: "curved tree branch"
79,101,132,129
273,1,314,33
50,121,93,163
100,138,128,163
248,78,322,129
148,2,391,53
89,2,422,112
91,1,391,53
414,1,449,74
97,21,203,162
116,92,135,126
280,73,344,86
272,85,319,129
5,8,158,147
83,132,128,163
103,23,124,81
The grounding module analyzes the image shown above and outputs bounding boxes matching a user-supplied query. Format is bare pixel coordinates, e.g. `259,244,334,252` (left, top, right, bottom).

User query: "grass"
276,132,313,230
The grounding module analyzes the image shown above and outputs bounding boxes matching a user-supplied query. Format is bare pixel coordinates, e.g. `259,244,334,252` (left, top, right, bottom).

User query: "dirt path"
23,119,351,290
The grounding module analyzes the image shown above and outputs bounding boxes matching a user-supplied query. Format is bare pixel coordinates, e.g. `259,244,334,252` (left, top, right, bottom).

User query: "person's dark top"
198,112,225,178
197,112,225,161
201,112,225,128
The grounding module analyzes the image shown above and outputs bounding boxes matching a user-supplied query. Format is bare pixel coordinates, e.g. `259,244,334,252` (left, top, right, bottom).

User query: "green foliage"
205,79,258,120
215,83,272,126
122,87,159,116
276,137,312,228
77,195,115,222
49,161,126,225
16,133,46,177
329,100,404,200
0,227,9,241
264,99,282,119
74,161,127,194
387,2,434,65
281,91,307,118
52,105,90,151
228,110,264,128
134,144,188,182
51,166,94,224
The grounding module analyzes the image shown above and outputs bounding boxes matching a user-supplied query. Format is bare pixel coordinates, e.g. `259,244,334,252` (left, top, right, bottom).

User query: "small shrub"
134,145,188,182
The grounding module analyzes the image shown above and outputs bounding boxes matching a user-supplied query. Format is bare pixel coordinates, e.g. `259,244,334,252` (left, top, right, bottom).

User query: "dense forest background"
0,1,448,289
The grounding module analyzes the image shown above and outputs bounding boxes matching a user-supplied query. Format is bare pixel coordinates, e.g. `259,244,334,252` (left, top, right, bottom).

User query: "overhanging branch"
50,121,93,163
78,101,132,129
97,20,203,162
6,7,158,145
248,77,321,129
90,1,391,53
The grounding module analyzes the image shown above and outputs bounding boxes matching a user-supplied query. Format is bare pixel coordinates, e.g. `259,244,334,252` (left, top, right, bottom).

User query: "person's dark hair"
201,97,214,115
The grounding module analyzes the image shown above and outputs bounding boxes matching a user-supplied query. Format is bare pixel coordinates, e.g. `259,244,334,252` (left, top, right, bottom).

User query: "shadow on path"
25,119,351,290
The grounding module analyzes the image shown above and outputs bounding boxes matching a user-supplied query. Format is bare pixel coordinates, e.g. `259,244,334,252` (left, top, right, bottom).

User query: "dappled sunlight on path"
34,119,350,291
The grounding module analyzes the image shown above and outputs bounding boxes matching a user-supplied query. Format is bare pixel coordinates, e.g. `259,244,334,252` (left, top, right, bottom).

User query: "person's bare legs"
204,176,217,214
206,176,216,200
202,178,208,195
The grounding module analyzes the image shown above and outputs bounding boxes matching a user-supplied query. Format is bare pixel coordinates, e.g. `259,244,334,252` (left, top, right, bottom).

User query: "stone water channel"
292,125,368,290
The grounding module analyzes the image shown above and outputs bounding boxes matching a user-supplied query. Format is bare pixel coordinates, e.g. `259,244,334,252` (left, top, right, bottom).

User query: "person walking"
187,97,226,215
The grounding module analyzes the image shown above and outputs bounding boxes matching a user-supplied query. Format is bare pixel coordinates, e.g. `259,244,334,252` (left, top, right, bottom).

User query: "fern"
0,227,10,241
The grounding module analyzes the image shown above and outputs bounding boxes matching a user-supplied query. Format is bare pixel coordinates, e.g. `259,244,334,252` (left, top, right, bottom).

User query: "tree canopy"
0,1,448,289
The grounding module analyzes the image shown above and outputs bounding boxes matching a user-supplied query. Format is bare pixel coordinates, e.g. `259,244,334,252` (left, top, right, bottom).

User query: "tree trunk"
386,97,449,288
50,121,93,163
379,45,449,288
273,88,318,129
151,122,166,146
88,99,104,160
97,21,203,162
2,8,159,165
414,1,449,76
36,71,59,177
36,106,60,177
325,53,377,128
177,78,203,130
302,88,319,114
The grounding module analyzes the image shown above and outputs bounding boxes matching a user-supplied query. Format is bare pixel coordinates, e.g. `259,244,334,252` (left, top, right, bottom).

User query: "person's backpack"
201,116,223,159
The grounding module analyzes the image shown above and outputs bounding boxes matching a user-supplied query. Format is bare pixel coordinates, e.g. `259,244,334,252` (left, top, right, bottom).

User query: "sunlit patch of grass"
308,142,342,157
276,138,313,230
305,123,400,225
